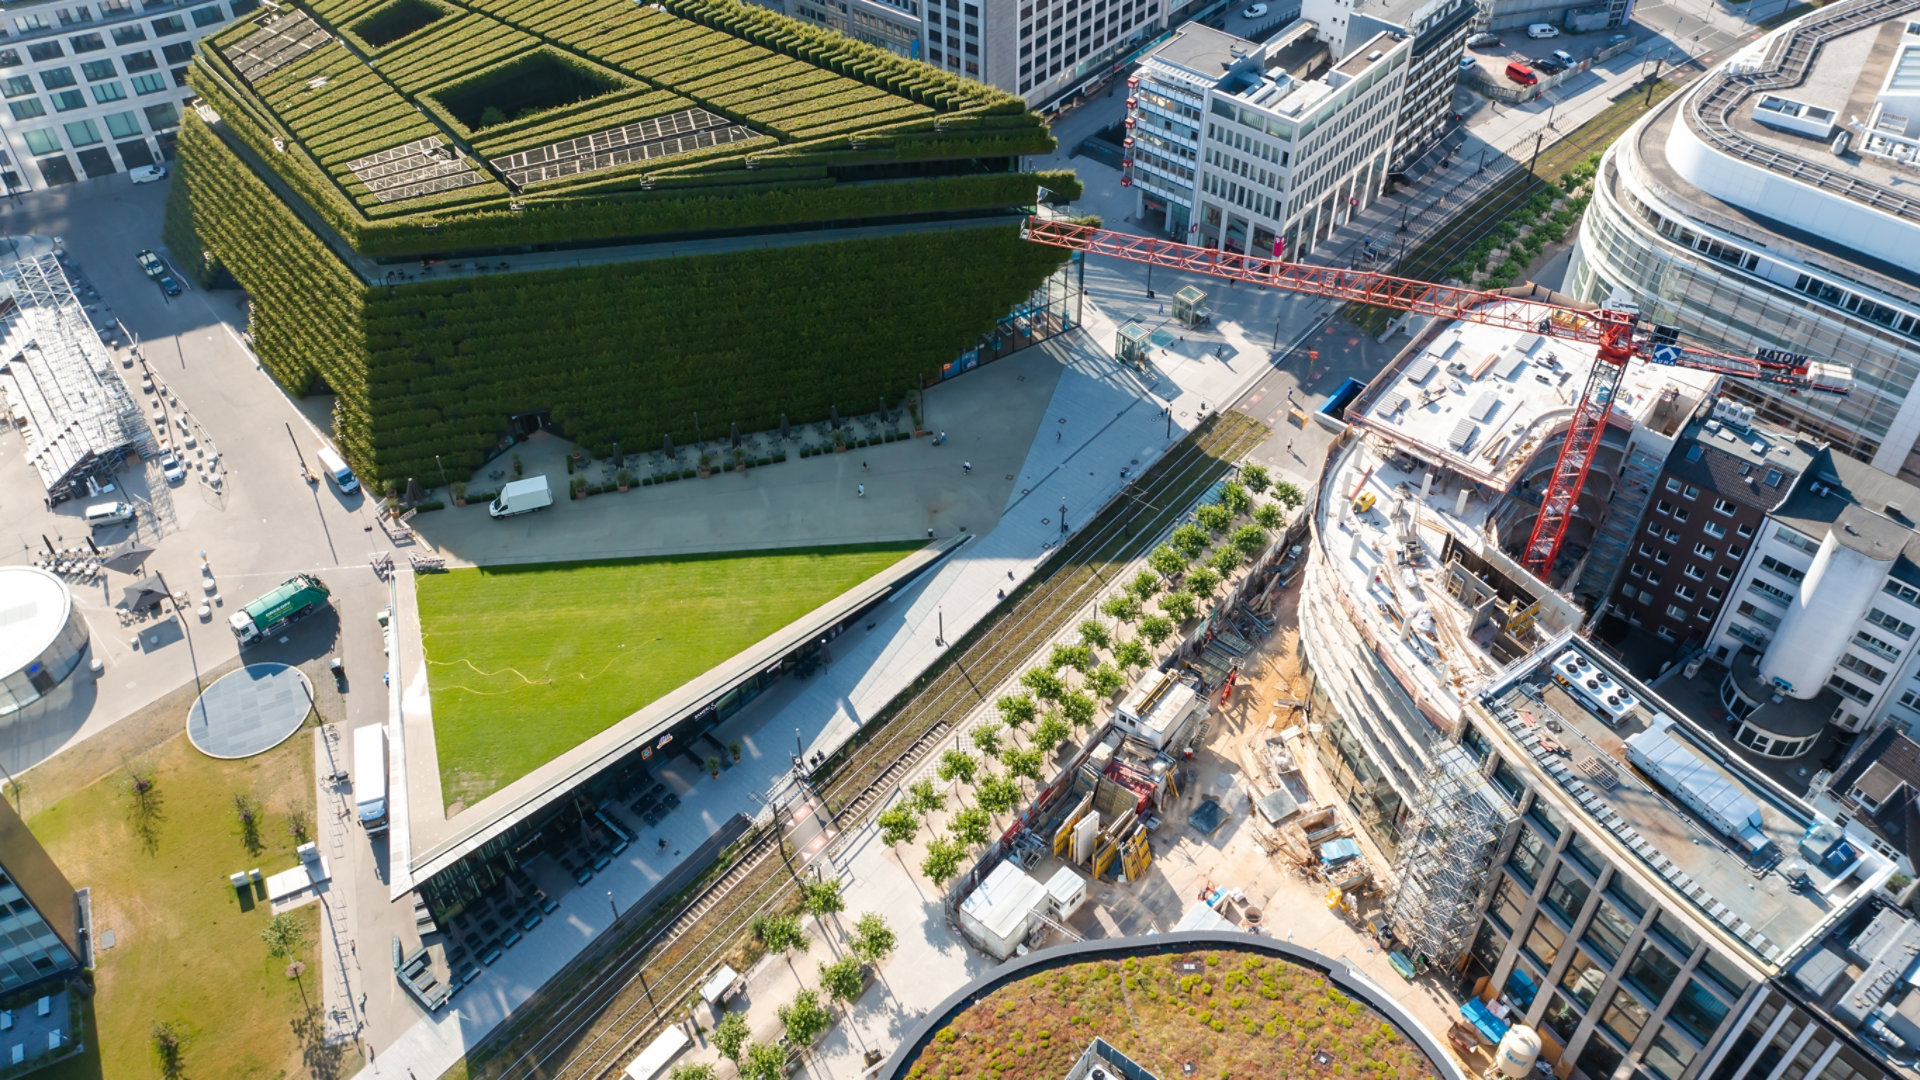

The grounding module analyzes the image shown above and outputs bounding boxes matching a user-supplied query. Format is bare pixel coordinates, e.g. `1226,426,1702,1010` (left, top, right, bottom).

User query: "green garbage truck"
229,574,331,646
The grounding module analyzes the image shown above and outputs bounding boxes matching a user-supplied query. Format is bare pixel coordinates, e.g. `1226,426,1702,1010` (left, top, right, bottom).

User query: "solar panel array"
491,108,758,187
223,12,331,83
347,138,486,203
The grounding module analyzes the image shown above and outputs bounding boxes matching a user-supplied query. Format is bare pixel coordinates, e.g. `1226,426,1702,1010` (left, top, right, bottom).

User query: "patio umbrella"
120,575,168,612
779,414,791,441
829,405,841,429
662,434,675,458
101,538,155,574
729,422,741,449
405,477,426,506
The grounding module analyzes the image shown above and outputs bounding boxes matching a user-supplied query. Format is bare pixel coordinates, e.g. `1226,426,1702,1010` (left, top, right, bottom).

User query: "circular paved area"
187,663,314,759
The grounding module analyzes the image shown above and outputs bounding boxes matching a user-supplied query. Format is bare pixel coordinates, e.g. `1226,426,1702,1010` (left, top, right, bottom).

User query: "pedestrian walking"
927,528,934,539
1056,431,1062,443
963,461,972,475
1286,439,1295,454
862,461,868,472
350,940,356,957
857,483,866,497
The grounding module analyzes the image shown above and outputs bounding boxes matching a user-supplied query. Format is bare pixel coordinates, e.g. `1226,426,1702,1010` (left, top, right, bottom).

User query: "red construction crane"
1021,216,1852,576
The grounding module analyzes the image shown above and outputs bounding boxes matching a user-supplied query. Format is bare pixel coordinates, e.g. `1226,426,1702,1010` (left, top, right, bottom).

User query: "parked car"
158,274,182,297
1552,48,1575,67
158,450,185,484
1534,55,1565,72
129,164,166,184
1242,2,1267,15
136,249,163,277
1506,60,1539,85
1527,23,1560,38
1466,31,1500,47
1460,56,1476,70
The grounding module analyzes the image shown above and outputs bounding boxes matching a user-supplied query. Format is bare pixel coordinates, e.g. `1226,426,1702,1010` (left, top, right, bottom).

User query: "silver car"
159,450,186,484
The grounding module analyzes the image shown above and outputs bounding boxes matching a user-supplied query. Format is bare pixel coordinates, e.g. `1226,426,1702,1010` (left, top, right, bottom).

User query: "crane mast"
1019,216,1850,577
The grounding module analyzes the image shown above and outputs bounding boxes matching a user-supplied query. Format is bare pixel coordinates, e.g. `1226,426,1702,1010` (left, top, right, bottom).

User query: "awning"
120,575,168,611
100,537,154,574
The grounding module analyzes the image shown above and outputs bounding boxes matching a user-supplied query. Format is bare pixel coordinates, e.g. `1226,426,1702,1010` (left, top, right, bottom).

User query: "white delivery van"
1527,22,1559,37
489,476,553,518
84,501,135,529
315,445,359,493
353,724,389,835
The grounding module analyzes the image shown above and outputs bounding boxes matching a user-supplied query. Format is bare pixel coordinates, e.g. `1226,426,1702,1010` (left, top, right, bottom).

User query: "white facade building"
0,0,247,190
1706,447,1920,747
1127,16,1410,256
1567,0,1920,485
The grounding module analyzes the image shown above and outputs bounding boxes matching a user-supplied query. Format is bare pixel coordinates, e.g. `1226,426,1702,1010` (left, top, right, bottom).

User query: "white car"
1242,2,1267,15
1527,23,1560,38
129,164,167,184
158,450,186,484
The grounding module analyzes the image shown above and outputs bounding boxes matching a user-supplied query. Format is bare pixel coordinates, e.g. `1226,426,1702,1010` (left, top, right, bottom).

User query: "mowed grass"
419,542,923,808
29,726,346,1080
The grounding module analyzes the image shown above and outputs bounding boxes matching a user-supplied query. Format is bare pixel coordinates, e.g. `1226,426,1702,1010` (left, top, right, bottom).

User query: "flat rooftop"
1348,301,1716,489
1722,17,1919,214
1478,636,1893,964
1145,22,1258,77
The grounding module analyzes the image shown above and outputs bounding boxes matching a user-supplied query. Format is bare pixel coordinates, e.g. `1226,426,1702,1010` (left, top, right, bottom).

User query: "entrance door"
116,138,155,168
76,147,116,179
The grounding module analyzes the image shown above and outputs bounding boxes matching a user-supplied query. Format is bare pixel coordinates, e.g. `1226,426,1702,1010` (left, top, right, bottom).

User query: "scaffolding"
1383,744,1515,972
0,237,150,496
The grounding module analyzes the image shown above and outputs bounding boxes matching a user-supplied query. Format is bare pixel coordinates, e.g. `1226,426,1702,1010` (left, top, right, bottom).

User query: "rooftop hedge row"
174,110,1071,483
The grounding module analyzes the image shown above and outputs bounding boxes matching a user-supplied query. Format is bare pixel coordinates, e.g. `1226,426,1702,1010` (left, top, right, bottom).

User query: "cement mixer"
1493,1026,1542,1078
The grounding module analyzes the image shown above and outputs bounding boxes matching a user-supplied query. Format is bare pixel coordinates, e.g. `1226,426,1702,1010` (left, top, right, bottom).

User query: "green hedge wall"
175,110,1071,484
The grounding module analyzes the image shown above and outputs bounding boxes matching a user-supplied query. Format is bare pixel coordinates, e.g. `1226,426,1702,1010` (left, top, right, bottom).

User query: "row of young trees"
685,880,899,1080
872,466,1304,890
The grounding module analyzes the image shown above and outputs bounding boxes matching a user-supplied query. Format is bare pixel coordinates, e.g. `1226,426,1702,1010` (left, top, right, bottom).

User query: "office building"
1604,398,1808,659
786,0,924,56
1300,0,1476,174
0,0,248,189
0,796,83,996
1807,728,1920,873
1704,441,1920,750
1454,636,1894,1079
1127,15,1411,255
1567,0,1920,484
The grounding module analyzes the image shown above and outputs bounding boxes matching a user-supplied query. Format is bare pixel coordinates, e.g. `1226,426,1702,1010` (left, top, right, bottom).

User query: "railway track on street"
456,408,1267,1080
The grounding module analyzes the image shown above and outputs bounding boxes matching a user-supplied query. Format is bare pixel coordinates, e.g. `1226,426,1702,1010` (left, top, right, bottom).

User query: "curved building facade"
0,567,89,717
1566,0,1920,482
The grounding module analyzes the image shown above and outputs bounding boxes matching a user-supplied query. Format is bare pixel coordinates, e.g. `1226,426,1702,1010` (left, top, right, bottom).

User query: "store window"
1505,957,1542,1010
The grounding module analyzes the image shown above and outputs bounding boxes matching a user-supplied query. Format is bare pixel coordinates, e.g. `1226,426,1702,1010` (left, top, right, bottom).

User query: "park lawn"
28,726,346,1080
418,542,923,809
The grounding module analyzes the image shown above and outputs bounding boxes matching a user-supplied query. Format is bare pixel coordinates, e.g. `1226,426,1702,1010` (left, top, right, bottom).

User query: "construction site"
927,549,1524,1072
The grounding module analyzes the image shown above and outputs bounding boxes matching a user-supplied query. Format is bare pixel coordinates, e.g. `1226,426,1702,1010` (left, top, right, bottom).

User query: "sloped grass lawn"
905,950,1439,1080
30,723,339,1080
419,542,922,808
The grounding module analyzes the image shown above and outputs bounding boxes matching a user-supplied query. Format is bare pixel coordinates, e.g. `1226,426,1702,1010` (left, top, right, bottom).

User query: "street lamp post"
608,890,618,922
1060,499,1068,535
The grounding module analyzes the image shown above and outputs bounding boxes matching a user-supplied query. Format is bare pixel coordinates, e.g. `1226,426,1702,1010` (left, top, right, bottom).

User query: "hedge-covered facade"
174,0,1079,482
